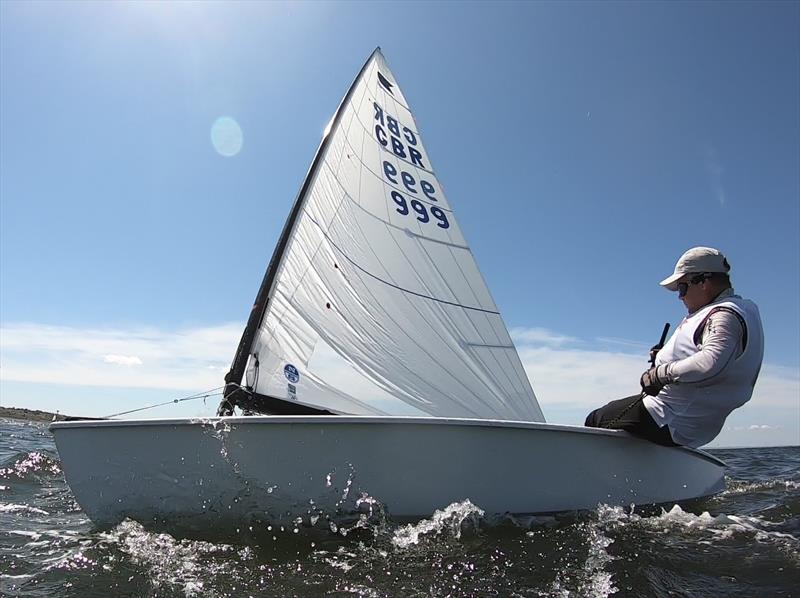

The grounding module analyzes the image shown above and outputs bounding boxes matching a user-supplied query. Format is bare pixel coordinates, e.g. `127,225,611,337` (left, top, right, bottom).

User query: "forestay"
242,49,545,422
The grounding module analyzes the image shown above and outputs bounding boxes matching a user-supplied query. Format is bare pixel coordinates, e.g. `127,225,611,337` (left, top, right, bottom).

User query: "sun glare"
210,116,243,157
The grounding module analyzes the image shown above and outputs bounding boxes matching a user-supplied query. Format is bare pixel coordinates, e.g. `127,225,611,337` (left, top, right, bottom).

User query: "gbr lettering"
374,102,426,169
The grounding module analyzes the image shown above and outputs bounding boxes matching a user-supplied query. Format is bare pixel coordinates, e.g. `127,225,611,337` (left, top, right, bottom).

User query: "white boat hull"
50,416,725,532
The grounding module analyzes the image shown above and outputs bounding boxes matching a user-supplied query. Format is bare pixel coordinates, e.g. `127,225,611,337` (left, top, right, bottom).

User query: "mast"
221,48,382,407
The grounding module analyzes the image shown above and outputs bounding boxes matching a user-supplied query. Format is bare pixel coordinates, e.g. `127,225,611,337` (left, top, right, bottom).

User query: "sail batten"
229,49,545,422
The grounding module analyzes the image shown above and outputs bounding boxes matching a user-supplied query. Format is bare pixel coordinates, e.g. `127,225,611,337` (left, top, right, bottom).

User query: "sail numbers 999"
383,161,449,229
382,161,436,200
373,101,449,231
391,191,449,228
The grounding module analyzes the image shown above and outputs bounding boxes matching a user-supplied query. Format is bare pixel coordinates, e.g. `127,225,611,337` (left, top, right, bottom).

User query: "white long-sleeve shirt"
665,294,744,384
643,289,764,447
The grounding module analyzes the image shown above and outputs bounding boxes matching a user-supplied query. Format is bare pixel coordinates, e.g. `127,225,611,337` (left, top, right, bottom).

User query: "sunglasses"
677,273,712,298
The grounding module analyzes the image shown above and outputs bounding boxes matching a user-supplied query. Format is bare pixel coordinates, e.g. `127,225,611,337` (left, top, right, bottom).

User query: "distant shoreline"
0,406,69,423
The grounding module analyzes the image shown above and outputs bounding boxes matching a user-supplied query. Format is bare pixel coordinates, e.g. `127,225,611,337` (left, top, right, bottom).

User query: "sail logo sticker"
284,364,300,383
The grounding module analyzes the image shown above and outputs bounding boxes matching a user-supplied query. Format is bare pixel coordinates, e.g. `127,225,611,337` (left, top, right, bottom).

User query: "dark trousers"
585,394,678,447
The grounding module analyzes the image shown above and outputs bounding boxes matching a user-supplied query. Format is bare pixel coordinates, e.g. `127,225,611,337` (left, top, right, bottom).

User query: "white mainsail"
242,49,544,422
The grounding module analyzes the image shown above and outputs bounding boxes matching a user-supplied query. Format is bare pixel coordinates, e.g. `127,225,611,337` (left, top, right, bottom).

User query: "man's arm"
641,310,744,395
665,310,745,384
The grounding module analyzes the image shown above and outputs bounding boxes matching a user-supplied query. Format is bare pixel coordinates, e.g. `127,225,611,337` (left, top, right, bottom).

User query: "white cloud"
511,340,800,413
517,345,647,408
726,424,783,432
515,341,799,447
742,363,800,408
510,327,578,347
594,337,649,351
0,322,240,391
104,354,143,366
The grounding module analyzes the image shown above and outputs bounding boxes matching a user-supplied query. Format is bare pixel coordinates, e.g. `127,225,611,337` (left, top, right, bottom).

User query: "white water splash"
545,507,619,598
332,493,388,538
594,502,800,559
0,503,50,516
391,500,485,549
207,420,242,477
576,524,617,597
723,479,800,495
325,553,355,572
100,520,235,596
337,582,381,596
7,530,41,540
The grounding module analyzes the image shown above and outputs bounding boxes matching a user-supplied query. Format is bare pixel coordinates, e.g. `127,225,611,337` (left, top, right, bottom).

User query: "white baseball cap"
660,247,731,291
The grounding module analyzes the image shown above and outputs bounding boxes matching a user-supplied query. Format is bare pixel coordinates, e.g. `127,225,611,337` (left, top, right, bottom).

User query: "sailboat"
50,49,724,532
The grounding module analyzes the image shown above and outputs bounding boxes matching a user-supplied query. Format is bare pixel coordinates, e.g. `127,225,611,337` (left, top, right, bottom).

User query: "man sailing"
585,247,764,448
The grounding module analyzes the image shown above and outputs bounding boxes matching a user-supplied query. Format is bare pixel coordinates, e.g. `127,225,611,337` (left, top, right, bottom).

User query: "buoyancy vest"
643,293,764,447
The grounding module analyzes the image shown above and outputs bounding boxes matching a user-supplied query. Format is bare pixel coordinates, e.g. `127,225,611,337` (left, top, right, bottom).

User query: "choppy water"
1,419,798,597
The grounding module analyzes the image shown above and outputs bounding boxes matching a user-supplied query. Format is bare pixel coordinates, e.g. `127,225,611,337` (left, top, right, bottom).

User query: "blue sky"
1,1,798,447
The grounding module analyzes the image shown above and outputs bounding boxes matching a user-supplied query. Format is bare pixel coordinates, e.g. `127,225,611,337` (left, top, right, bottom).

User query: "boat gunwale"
49,415,726,467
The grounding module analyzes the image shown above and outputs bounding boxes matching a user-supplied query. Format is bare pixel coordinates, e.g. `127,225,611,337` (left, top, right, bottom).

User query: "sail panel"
247,50,544,422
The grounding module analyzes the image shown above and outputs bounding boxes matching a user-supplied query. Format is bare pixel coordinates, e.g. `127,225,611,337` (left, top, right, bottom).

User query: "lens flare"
210,116,243,157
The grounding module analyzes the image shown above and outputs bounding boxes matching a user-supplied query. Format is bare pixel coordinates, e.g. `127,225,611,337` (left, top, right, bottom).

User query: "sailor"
585,247,764,448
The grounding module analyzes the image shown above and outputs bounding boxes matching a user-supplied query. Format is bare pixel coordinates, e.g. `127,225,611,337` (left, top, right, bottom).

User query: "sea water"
1,419,797,597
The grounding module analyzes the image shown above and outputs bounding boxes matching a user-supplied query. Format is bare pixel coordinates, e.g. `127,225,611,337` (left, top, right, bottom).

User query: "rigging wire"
103,387,225,419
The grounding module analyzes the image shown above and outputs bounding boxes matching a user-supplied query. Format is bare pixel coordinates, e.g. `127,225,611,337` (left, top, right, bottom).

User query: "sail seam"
426,242,525,405
462,342,515,349
307,213,501,315
444,242,529,400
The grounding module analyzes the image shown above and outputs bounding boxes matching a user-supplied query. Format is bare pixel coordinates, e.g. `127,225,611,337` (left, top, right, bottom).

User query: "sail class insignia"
377,71,394,94
284,364,300,383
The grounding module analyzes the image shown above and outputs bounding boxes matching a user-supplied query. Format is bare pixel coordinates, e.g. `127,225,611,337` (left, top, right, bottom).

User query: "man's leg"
585,395,643,428
585,395,677,446
631,401,678,446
